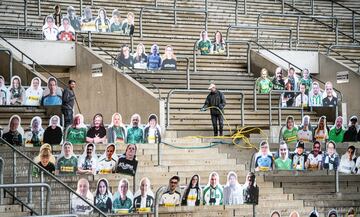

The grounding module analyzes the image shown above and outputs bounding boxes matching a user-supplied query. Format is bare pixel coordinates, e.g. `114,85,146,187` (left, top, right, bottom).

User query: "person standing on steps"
62,80,76,129
201,83,226,136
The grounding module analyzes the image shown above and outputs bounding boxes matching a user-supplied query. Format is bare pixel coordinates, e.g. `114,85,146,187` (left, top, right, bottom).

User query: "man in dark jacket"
343,116,359,142
201,83,226,136
62,80,76,128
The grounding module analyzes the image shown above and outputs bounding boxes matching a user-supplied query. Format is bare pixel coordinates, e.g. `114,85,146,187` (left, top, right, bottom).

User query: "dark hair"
68,80,76,85
289,67,295,71
313,141,321,147
170,175,180,182
96,178,109,196
348,145,355,153
214,31,223,43
148,114,157,122
327,141,336,149
87,143,94,149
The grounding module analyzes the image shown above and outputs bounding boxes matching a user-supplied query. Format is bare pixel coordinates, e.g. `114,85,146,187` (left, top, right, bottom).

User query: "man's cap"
208,83,216,90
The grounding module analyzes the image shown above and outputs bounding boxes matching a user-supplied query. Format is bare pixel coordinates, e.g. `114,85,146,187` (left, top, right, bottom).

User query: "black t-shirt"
322,97,337,107
2,131,22,146
118,56,134,69
114,155,138,176
161,58,177,70
39,161,55,174
43,126,63,145
86,126,106,138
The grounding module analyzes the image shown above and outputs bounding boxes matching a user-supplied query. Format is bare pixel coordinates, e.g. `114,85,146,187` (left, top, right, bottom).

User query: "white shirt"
307,153,323,169
160,191,181,206
295,94,308,107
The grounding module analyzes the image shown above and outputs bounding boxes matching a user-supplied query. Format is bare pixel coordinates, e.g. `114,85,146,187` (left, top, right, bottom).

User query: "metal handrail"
176,56,190,89
0,138,108,217
330,0,360,16
3,188,39,215
226,24,294,51
290,0,360,38
294,40,360,74
269,89,304,126
154,185,167,217
257,13,339,45
280,1,360,44
0,183,51,214
235,0,248,22
326,45,360,74
193,39,251,73
0,157,3,205
139,6,208,38
250,40,343,108
88,40,162,100
166,89,245,128
0,48,13,82
0,35,82,113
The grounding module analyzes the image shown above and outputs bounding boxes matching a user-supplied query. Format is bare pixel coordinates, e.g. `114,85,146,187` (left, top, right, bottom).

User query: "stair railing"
275,0,360,44
140,2,208,39
0,183,51,215
257,13,339,45
326,45,360,74
0,138,107,216
225,24,294,52
0,35,82,114
285,0,359,43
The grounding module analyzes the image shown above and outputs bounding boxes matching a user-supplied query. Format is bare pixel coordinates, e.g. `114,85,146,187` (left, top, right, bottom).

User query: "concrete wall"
259,50,318,74
318,53,360,117
71,44,164,127
0,39,76,66
250,50,279,77
0,49,37,85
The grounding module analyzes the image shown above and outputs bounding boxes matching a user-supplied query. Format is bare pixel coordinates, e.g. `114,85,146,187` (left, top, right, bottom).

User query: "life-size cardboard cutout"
56,141,78,175
71,178,94,214
94,178,113,213
24,116,44,147
133,177,154,212
114,144,138,176
112,178,133,213
203,172,223,205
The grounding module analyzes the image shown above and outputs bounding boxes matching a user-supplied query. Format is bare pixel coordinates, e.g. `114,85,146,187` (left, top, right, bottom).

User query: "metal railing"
139,4,208,38
0,35,82,113
293,40,360,73
226,24,294,50
154,185,167,217
257,13,339,45
0,138,108,217
0,48,13,82
0,183,51,215
285,0,359,43
166,89,245,128
193,40,251,73
269,89,304,126
278,0,360,44
0,157,3,205
326,44,360,73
